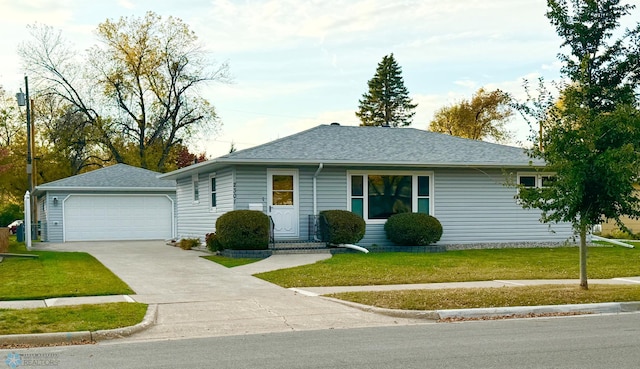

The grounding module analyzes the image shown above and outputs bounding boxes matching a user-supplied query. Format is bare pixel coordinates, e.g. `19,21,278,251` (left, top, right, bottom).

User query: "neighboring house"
599,184,640,236
34,164,176,242
159,124,574,247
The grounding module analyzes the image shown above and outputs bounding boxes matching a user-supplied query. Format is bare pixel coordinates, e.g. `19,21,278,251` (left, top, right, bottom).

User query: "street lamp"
15,75,34,247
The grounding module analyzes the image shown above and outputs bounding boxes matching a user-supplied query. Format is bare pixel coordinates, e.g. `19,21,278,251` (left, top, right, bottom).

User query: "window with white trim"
192,174,199,202
210,174,217,210
517,173,555,188
348,172,433,222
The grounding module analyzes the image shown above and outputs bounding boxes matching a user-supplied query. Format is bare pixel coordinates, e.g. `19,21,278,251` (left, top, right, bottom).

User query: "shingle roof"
223,124,537,165
159,124,542,180
36,164,176,192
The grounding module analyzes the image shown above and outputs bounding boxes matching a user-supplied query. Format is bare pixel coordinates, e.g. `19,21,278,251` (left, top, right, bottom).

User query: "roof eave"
34,186,176,195
157,160,224,180
159,156,545,180
218,157,544,167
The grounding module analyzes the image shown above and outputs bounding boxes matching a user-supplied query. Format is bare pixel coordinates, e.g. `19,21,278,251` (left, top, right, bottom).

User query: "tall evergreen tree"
356,54,417,127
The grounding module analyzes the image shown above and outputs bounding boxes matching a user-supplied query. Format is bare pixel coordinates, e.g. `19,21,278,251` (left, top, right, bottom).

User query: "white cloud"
118,0,136,10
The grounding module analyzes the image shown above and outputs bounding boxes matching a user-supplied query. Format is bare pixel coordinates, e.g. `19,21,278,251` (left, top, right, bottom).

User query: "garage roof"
35,164,176,193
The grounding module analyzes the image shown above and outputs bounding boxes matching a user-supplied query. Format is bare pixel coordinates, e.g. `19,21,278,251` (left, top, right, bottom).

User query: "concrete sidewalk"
4,242,427,345
2,243,640,346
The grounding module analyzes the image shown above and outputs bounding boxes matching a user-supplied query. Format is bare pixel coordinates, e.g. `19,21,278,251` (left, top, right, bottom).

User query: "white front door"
267,169,299,239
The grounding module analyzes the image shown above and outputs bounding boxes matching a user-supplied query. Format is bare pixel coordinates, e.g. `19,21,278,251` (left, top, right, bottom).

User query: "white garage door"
64,195,173,241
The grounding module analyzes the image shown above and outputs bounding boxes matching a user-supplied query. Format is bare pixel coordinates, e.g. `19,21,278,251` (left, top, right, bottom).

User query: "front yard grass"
0,303,147,335
329,284,640,310
255,246,640,288
0,239,134,300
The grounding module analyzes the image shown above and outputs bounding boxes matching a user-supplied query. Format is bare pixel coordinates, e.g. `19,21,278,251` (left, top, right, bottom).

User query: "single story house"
599,184,640,236
159,124,574,247
34,164,176,242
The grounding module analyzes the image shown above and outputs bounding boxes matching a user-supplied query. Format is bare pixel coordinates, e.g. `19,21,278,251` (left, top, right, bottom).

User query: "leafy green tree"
429,88,513,143
356,54,417,127
518,0,640,289
19,11,229,172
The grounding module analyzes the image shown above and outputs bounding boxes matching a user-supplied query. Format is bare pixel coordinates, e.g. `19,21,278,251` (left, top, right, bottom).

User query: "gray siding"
232,165,348,240
172,164,574,246
234,166,268,211
433,168,573,245
40,192,66,242
352,167,574,247
176,167,233,239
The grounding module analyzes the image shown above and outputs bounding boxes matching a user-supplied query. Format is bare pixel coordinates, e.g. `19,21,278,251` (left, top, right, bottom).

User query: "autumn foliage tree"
19,11,229,173
429,88,513,143
175,146,207,169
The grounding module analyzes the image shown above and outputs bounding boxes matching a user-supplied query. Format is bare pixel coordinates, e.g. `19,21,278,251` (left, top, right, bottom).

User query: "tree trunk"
579,222,588,290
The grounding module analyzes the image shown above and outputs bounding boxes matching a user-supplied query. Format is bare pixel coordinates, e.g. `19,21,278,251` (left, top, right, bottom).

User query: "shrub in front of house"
319,210,366,244
384,213,443,246
205,232,223,252
179,238,201,250
216,210,270,250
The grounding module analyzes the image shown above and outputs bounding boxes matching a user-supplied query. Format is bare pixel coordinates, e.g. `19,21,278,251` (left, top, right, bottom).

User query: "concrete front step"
271,248,331,255
271,242,327,249
270,242,330,254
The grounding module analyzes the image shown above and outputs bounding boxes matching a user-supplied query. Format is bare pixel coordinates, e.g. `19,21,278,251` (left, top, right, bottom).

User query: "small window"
518,173,556,189
210,176,217,208
541,175,556,187
417,176,430,214
519,176,536,187
193,175,199,202
272,175,294,205
351,175,364,217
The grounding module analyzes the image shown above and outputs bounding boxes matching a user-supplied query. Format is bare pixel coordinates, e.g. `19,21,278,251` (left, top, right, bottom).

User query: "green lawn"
329,284,640,311
0,303,148,335
0,239,134,300
255,246,640,288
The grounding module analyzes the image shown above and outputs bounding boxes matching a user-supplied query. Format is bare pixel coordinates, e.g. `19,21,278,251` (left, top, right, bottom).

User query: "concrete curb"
322,297,441,320
92,304,158,341
322,297,640,321
0,304,158,347
0,331,93,347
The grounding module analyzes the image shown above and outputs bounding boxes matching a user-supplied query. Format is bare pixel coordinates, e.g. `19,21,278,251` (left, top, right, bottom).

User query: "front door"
267,169,299,239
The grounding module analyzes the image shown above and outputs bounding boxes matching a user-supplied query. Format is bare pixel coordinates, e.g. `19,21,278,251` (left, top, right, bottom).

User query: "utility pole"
16,75,34,241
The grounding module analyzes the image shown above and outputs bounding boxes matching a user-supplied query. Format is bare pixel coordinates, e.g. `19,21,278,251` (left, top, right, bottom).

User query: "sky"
0,0,616,158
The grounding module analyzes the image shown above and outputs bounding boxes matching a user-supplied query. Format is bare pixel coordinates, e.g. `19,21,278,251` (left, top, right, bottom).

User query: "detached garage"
34,164,176,242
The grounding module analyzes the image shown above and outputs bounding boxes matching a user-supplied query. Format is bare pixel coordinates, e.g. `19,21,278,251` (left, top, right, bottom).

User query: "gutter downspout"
312,163,324,216
313,163,324,241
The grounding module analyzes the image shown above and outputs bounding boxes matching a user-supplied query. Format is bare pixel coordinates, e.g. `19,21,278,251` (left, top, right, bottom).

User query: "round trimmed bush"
216,210,270,250
319,210,366,244
384,213,443,246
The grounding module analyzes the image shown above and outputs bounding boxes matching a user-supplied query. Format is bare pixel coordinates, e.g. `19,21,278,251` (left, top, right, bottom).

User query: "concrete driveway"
36,241,425,342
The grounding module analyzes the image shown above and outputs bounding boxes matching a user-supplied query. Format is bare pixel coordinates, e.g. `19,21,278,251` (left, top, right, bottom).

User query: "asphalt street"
3,313,640,368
